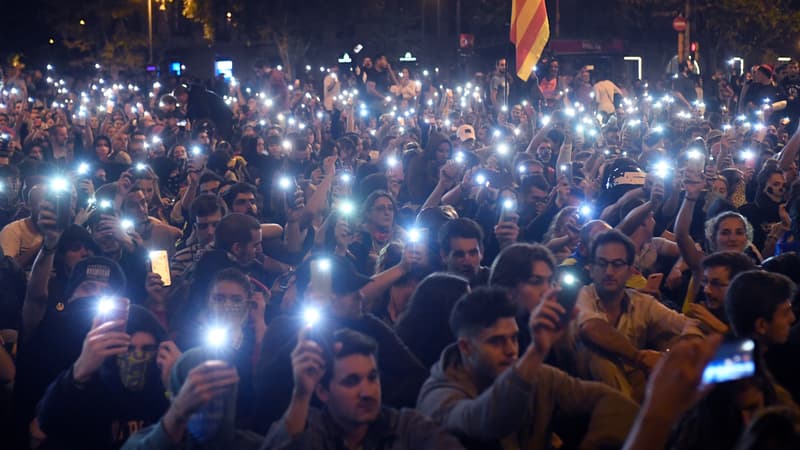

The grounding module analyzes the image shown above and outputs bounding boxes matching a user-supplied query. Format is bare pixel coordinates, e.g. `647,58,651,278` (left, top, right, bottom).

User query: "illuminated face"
460,318,519,382
232,192,257,217
208,280,250,329
590,243,633,297
715,217,748,252
497,59,507,73
316,354,382,429
515,260,554,312
95,141,111,161
194,211,222,246
368,196,394,229
123,190,149,224
136,179,156,204
444,237,482,278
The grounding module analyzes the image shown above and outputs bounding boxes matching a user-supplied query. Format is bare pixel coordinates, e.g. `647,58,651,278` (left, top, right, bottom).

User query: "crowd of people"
0,51,799,449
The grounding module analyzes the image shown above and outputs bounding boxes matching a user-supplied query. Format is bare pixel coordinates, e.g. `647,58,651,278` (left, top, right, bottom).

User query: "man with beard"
439,218,490,287
489,58,511,115
417,287,637,450
37,306,176,450
264,329,463,449
224,183,259,220
739,166,786,252
682,252,756,334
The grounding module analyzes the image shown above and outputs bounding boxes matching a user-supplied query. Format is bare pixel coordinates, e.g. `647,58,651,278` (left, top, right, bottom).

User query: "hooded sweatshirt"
416,344,638,450
122,347,263,450
37,306,171,450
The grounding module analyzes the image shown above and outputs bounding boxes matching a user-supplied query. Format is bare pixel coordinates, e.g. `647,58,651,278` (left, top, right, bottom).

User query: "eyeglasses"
592,259,630,270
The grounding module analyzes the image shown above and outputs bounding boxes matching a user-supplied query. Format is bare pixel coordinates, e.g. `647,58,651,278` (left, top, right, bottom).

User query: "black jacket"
37,363,169,450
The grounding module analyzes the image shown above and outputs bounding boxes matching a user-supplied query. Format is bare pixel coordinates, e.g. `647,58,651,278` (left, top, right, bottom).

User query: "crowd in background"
0,52,799,449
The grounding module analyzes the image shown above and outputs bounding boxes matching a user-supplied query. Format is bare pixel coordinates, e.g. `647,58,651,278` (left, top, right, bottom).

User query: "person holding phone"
122,353,262,449
12,256,127,448
488,243,580,373
253,254,427,434
36,305,175,450
264,329,463,450
417,287,637,450
725,270,799,412
575,230,704,402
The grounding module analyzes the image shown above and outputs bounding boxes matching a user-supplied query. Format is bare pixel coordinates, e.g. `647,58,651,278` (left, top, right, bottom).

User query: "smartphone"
97,296,130,329
701,338,756,384
555,268,582,326
686,150,706,172
559,163,573,185
499,199,517,223
149,250,172,287
309,259,333,300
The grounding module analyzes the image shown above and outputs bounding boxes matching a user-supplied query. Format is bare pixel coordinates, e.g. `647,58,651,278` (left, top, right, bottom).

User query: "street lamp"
147,0,153,64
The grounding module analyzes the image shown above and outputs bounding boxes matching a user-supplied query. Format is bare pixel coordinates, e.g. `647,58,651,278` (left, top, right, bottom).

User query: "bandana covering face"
116,350,156,391
187,395,225,442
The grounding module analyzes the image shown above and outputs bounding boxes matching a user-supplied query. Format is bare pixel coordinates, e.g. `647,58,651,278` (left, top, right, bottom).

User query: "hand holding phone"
149,250,172,287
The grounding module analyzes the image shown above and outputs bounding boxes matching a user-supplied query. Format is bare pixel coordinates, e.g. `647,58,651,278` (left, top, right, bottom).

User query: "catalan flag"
510,0,550,82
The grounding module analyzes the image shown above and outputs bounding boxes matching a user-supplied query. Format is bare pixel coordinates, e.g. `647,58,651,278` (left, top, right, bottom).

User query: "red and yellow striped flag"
510,0,550,82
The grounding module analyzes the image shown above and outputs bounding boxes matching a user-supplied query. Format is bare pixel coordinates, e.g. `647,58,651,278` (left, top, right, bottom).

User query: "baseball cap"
296,254,372,296
456,125,476,142
63,256,126,302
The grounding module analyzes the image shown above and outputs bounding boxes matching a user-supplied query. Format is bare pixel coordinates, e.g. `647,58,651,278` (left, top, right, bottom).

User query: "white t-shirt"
0,218,43,269
593,80,622,114
323,74,341,111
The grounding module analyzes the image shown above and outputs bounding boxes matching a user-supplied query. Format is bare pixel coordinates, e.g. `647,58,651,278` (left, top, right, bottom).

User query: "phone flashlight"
338,200,355,216
50,177,69,194
135,163,147,172
191,146,202,156
653,161,671,179
278,176,292,191
454,151,465,164
579,204,593,218
387,156,398,168
303,306,322,327
502,199,516,210
120,218,134,230
741,149,755,161
496,143,510,156
77,162,90,175
205,326,229,349
340,173,352,184
687,149,703,160
407,228,423,244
